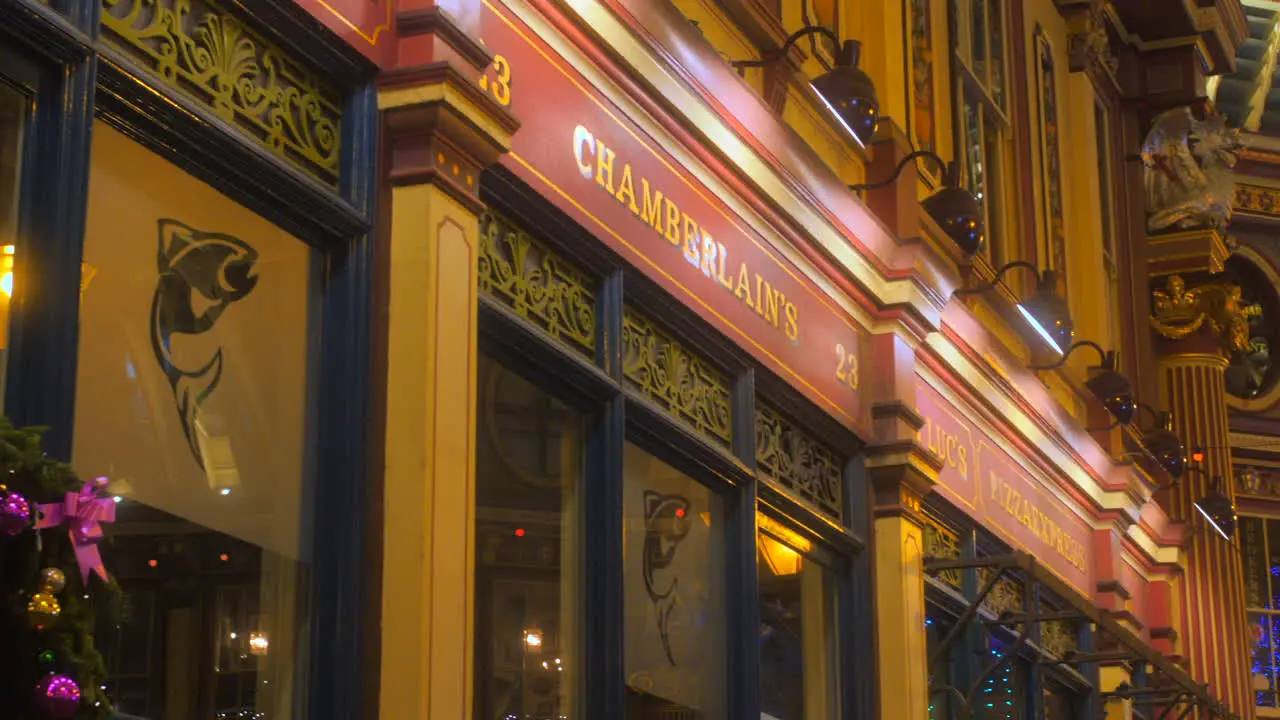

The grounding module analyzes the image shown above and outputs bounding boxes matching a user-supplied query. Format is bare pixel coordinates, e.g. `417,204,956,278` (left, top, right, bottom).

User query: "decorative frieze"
755,403,844,522
101,0,343,187
1235,183,1280,218
478,210,597,356
622,308,733,448
1150,274,1250,356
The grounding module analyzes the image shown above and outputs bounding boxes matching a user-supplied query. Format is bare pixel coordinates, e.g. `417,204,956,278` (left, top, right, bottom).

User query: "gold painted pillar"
377,10,519,718
864,334,943,720
1150,273,1251,715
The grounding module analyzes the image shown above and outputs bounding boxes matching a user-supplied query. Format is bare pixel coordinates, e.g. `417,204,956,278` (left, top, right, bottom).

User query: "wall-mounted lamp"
1136,404,1186,480
1030,341,1135,425
731,28,879,145
1194,476,1236,541
848,150,984,255
953,261,1073,355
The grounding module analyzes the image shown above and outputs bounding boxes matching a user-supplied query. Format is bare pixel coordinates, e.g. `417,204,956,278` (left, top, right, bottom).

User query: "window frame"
950,0,1014,266
0,0,378,716
1242,515,1280,710
478,165,870,720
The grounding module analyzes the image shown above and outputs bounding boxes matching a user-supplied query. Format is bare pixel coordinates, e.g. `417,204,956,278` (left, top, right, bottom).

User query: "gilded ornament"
1142,109,1241,232
622,309,732,447
922,519,961,589
101,0,342,187
1067,12,1118,76
1150,274,1250,355
27,591,61,629
755,404,843,522
1235,184,1280,218
977,567,1024,623
1040,619,1078,658
478,211,596,356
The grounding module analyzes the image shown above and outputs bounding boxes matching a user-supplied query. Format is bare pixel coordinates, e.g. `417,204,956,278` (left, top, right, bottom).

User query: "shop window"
755,403,844,523
756,514,841,719
473,354,584,720
1042,679,1080,720
0,80,24,410
75,122,314,719
926,605,956,720
979,635,1026,720
953,0,1011,264
624,443,727,718
909,0,937,158
1032,28,1066,289
1241,516,1280,708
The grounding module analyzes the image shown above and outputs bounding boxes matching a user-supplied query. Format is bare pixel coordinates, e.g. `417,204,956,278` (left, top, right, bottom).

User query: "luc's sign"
916,375,1093,592
479,0,868,429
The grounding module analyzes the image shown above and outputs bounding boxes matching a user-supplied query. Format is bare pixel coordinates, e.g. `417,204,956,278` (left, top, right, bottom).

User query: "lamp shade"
1085,351,1135,425
810,40,879,145
1143,411,1186,479
922,169,985,256
1194,483,1236,540
1016,270,1073,354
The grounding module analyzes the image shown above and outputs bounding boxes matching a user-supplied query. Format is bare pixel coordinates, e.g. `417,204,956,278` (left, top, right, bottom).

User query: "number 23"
835,344,859,390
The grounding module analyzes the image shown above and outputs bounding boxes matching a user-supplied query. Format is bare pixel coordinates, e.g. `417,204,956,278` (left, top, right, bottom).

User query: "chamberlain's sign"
479,0,867,429
916,376,1092,592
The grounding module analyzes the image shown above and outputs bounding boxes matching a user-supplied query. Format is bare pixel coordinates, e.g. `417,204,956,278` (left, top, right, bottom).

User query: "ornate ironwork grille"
101,0,343,187
754,403,843,522
621,307,733,448
478,210,598,357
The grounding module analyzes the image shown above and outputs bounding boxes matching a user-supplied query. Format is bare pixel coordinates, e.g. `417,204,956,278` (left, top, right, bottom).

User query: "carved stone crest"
1067,12,1118,76
1150,274,1250,356
1142,108,1243,232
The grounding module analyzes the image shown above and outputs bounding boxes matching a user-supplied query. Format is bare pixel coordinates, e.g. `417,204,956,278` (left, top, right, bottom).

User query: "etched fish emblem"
641,490,692,666
149,219,259,470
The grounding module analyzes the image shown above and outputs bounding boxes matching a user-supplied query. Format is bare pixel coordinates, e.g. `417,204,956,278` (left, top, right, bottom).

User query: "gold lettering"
700,234,717,277
717,243,734,290
755,275,766,318
957,445,969,477
664,198,681,246
595,140,615,194
784,303,799,341
616,163,639,213
641,179,663,232
735,263,753,307
681,213,700,265
763,284,781,327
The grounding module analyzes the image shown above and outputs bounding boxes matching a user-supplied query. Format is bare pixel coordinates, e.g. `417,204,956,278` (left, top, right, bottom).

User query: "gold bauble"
39,567,66,594
27,591,61,629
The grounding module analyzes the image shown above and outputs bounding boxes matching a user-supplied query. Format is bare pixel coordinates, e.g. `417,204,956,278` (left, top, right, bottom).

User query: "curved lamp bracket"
849,150,953,192
730,26,842,68
1027,340,1107,372
951,260,1041,297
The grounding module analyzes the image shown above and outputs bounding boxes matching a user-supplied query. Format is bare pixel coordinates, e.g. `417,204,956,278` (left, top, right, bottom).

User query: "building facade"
0,0,1268,719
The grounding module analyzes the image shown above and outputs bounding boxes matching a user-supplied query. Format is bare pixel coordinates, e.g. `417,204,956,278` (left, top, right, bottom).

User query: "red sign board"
479,0,868,429
293,0,395,65
916,376,1093,594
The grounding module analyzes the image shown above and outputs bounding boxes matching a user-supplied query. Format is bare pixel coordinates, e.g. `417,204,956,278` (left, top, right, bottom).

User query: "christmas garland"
0,418,118,719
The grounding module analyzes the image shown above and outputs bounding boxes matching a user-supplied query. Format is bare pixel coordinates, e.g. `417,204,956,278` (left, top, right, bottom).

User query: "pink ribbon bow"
35,477,114,585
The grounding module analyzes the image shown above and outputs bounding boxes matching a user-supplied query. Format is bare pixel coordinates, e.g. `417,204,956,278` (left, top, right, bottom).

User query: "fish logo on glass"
642,490,693,667
149,219,259,470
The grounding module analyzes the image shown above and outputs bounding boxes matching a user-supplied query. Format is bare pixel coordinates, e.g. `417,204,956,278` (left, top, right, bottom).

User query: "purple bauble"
0,491,30,536
32,673,81,719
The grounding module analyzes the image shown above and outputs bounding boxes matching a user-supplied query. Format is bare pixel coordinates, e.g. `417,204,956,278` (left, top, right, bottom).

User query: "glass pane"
0,81,26,408
473,355,583,720
1251,613,1276,708
981,110,1003,262
75,121,313,720
969,0,987,80
979,636,1025,720
1244,517,1270,609
987,0,1005,108
757,523,840,720
811,0,838,56
1042,682,1077,720
625,444,726,718
1270,519,1280,609
926,607,955,720
962,94,986,208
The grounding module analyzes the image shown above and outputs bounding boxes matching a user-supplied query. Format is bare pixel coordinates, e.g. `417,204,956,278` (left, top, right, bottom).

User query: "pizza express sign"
916,378,1092,590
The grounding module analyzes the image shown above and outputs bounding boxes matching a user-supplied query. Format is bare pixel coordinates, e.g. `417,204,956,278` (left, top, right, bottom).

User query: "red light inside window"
675,508,686,519
147,559,158,568
515,528,526,537
219,553,229,562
